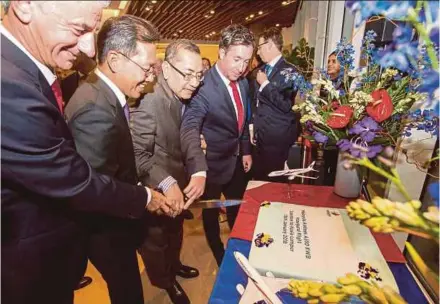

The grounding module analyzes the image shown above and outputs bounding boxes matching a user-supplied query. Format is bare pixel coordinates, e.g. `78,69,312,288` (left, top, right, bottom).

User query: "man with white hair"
1,2,172,303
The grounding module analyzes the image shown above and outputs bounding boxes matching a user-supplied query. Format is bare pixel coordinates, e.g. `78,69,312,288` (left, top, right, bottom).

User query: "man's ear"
219,48,226,60
106,51,121,73
11,1,33,24
162,60,170,80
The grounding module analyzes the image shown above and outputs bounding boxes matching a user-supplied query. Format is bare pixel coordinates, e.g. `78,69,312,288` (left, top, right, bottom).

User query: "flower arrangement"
292,30,438,159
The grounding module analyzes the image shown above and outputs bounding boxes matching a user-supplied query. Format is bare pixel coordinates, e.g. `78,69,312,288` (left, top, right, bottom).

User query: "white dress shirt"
259,54,283,92
215,63,244,119
95,68,127,108
1,25,57,86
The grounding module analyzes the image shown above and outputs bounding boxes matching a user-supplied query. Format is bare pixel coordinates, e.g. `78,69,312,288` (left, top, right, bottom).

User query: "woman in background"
202,57,211,74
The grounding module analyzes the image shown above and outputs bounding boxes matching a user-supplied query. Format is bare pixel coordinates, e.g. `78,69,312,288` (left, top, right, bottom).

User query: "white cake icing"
248,202,399,292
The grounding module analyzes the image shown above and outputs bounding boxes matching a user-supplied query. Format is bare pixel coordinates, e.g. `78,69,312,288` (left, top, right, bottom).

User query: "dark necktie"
123,103,130,123
264,64,273,76
51,79,64,114
229,81,244,131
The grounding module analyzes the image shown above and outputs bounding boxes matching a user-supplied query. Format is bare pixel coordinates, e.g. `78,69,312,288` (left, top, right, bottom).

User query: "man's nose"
78,32,96,58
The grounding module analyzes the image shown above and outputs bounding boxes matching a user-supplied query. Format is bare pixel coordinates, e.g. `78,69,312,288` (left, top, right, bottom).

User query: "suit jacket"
131,74,196,190
65,72,138,186
181,66,251,185
1,35,148,248
253,57,298,147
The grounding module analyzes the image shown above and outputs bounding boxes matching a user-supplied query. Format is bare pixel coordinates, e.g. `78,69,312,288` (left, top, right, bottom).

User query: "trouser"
138,213,184,289
87,218,144,304
202,159,248,266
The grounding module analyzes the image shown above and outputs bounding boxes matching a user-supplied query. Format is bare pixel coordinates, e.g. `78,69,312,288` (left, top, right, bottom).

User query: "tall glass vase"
333,153,361,198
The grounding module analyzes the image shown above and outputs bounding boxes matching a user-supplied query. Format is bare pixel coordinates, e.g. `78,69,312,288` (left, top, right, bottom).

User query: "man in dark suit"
131,39,206,304
65,16,161,304
252,27,299,181
1,3,171,304
181,24,254,266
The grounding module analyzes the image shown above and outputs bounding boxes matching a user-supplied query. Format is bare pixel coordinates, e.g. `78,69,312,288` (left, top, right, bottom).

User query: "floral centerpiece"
292,30,438,159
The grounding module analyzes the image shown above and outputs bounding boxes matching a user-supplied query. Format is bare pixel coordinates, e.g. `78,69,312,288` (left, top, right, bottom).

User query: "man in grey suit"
65,16,175,304
130,39,206,304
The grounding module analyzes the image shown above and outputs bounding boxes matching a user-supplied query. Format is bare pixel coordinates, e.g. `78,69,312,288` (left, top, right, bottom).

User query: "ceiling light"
210,10,215,14
245,17,249,20
151,0,157,3
205,34,210,38
258,11,263,15
204,14,209,18
178,30,183,33
250,14,254,18
173,33,178,37
282,1,288,5
145,7,151,11
118,1,128,9
276,23,280,27
211,31,216,35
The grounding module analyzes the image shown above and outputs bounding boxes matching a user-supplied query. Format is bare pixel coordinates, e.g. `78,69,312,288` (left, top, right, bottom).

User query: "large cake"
248,202,398,291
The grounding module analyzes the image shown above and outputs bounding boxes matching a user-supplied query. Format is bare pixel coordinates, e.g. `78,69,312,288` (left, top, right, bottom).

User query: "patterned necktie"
264,64,273,76
229,81,244,131
51,79,64,114
123,103,130,123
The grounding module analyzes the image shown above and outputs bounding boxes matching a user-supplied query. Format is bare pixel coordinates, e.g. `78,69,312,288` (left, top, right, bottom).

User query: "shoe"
165,280,190,304
74,276,92,290
177,264,199,278
182,209,194,220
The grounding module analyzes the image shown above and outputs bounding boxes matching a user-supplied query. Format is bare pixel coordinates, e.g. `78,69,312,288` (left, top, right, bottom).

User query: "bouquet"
292,30,438,159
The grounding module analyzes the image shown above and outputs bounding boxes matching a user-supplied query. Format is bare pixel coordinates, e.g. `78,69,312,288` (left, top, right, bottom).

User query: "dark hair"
165,39,200,63
329,51,337,57
202,57,211,68
219,24,254,51
97,15,159,64
259,27,283,52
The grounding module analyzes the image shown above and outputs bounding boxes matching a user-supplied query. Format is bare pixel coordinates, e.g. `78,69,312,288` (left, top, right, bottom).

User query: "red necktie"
51,79,64,114
229,81,244,131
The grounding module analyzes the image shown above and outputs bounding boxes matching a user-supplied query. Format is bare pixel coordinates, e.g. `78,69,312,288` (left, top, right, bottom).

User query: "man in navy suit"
1,2,172,304
252,28,299,181
181,24,254,266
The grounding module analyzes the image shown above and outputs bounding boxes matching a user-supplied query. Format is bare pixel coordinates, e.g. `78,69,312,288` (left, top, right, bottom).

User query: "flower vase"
333,153,361,198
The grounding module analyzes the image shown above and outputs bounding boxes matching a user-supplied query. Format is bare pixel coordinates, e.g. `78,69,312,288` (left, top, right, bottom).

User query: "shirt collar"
1,25,57,86
267,54,282,68
95,68,127,108
215,63,234,87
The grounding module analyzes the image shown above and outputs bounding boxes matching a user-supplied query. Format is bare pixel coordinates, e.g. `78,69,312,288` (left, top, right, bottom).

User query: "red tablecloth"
230,182,406,263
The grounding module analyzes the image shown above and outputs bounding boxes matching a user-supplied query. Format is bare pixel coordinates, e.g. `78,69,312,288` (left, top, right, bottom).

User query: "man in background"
252,27,299,181
181,24,254,266
65,15,161,304
1,2,170,304
131,39,206,304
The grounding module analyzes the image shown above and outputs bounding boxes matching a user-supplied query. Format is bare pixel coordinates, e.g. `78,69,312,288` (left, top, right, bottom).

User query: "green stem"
407,7,439,70
354,158,412,201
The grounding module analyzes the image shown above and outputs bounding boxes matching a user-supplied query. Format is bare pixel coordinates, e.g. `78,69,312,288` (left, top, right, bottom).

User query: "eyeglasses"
257,41,269,49
166,60,204,83
117,52,155,77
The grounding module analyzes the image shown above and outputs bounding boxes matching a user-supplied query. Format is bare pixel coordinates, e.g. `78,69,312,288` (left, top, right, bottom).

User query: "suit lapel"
1,35,60,112
211,67,238,124
157,75,182,127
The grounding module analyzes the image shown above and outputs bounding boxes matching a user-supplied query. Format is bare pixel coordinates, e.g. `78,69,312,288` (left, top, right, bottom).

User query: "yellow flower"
423,206,439,224
372,197,395,216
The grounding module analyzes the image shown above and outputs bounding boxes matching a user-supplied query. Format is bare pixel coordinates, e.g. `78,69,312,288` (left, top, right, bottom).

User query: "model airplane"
268,161,319,180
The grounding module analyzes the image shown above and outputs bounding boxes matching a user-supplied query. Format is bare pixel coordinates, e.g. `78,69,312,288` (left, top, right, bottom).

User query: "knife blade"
188,199,246,209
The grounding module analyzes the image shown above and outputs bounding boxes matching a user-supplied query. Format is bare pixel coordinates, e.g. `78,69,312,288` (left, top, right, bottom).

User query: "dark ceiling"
126,0,301,41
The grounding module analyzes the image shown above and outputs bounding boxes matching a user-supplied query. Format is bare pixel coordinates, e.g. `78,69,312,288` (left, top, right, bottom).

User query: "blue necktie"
264,64,272,76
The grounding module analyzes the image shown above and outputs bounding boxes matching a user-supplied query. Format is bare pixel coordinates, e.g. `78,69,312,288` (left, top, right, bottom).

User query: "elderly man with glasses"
65,15,169,304
130,39,206,304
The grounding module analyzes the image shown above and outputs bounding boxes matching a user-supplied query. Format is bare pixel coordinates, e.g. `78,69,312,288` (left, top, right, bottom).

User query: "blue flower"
312,131,328,144
418,69,439,97
349,116,382,142
346,1,416,26
428,183,439,207
337,139,352,152
429,27,439,46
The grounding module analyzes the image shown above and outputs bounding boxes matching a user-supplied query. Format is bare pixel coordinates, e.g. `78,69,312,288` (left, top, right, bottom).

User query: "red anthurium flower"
326,105,353,128
367,89,393,123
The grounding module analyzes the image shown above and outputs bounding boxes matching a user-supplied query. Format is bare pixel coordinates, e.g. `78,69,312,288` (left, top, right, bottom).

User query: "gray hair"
219,24,254,51
165,39,200,63
1,1,109,15
97,14,160,64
